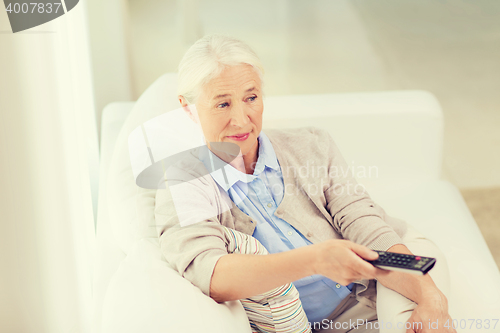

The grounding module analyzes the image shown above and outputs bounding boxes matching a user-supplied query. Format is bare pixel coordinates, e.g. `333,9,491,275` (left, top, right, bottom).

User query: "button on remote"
365,251,436,275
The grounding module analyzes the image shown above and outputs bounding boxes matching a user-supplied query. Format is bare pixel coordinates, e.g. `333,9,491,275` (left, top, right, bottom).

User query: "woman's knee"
402,227,451,297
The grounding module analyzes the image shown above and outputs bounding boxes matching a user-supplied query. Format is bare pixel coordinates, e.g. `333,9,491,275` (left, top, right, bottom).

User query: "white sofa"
93,73,500,333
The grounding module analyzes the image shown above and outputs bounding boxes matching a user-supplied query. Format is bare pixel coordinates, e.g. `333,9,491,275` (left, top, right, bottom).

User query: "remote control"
365,251,436,275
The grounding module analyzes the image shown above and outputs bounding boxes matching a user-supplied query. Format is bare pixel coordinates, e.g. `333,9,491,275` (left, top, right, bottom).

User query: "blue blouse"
200,132,353,324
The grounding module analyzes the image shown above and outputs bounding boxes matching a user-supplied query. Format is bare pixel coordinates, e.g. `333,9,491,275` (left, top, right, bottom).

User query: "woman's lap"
313,224,451,333
375,224,451,333
311,293,378,333
223,223,450,333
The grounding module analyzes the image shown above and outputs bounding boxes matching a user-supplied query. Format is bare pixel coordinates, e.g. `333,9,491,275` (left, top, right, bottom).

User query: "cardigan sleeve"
155,171,228,299
317,128,405,251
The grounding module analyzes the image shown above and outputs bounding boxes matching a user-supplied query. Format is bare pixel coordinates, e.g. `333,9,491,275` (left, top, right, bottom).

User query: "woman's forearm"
210,244,317,303
376,244,445,304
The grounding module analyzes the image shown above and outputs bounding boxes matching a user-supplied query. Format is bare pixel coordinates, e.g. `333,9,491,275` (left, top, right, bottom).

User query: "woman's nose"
230,106,250,127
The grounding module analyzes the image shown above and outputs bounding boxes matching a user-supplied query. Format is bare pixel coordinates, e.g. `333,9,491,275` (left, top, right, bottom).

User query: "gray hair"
177,34,265,104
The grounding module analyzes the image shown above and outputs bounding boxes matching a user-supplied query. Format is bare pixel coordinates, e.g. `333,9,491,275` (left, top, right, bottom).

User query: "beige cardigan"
154,127,408,308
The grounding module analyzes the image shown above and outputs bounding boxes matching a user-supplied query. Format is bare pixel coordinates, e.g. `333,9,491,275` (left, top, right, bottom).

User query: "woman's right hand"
312,239,390,286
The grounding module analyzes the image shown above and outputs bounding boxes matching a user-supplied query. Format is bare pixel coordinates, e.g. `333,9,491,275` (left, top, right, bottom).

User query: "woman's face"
185,64,263,163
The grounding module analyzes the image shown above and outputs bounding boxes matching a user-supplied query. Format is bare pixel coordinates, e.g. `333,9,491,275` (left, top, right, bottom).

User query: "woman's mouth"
227,132,250,141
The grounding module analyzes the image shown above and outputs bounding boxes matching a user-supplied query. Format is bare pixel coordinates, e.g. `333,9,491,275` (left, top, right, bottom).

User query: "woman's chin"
238,141,257,157
218,133,258,158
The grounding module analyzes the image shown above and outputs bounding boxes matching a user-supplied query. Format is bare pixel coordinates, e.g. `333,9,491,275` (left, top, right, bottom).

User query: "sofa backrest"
103,73,444,255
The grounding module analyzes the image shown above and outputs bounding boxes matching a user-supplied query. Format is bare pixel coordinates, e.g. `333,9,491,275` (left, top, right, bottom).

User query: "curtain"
0,2,98,332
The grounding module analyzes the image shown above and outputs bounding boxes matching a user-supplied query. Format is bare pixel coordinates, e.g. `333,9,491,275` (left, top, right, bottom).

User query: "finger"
347,242,379,260
345,252,379,279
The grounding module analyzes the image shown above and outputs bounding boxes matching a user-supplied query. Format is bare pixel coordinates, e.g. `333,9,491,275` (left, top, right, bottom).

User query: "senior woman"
155,34,455,333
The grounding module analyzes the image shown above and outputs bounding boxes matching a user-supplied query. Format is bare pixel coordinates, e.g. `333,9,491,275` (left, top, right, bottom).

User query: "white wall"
122,0,500,189
86,0,134,144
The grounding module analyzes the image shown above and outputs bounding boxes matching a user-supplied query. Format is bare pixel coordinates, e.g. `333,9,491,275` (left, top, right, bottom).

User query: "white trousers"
312,225,451,333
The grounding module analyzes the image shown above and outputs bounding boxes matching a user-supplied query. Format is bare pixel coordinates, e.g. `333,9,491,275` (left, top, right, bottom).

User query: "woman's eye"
217,102,229,108
247,95,257,102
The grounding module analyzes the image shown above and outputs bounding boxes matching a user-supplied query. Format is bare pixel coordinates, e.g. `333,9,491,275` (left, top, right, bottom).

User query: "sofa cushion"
101,238,251,333
107,73,180,254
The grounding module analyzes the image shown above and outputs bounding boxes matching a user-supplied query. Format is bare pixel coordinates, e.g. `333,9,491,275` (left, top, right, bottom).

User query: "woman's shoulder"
264,126,330,139
263,126,332,154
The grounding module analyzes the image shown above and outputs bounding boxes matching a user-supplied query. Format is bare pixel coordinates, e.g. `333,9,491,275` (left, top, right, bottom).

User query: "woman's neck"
229,140,259,175
208,138,260,175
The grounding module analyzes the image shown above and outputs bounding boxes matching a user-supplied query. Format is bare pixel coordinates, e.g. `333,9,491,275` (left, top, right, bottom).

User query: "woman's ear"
178,95,189,108
178,95,198,124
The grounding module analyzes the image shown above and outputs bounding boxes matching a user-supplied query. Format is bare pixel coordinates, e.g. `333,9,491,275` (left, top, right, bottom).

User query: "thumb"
406,316,419,333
